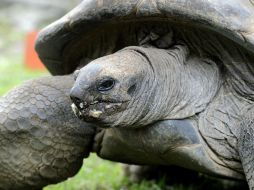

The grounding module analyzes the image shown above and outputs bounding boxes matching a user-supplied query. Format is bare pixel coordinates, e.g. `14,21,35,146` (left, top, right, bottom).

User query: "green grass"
44,154,125,190
44,154,174,190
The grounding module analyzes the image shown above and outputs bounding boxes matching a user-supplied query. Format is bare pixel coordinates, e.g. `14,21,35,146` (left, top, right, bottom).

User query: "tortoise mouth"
71,99,128,123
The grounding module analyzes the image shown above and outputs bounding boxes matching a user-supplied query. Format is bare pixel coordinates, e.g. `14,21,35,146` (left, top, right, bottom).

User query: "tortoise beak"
70,85,85,108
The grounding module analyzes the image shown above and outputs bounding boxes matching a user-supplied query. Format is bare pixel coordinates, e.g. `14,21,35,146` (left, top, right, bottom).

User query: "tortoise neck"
131,45,221,126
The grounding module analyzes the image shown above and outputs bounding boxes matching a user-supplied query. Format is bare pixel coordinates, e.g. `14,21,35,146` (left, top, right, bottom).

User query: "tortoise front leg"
238,107,254,190
0,75,95,190
94,119,244,179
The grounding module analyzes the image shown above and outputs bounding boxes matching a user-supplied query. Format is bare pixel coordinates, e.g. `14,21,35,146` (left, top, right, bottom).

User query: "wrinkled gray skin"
70,29,254,189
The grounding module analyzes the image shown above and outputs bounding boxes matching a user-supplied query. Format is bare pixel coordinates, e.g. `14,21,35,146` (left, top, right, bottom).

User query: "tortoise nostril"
73,70,80,80
70,87,84,108
70,96,83,108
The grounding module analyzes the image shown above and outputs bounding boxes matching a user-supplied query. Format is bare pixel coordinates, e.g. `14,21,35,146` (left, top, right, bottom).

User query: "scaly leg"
0,76,95,190
238,107,254,190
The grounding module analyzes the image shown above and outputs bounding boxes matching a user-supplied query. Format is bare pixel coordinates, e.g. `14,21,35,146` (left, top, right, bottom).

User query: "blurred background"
0,0,81,94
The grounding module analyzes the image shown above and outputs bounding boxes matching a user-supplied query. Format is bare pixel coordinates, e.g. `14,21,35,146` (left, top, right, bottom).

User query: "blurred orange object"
24,31,45,71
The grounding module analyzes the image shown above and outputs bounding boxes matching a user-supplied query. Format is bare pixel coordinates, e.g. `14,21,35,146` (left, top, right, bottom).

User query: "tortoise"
0,0,254,189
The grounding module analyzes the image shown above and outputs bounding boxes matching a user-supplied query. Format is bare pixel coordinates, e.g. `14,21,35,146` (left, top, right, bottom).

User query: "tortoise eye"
97,78,115,92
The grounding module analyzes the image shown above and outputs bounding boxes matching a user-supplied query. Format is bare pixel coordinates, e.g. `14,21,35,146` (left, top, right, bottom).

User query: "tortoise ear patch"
127,84,137,95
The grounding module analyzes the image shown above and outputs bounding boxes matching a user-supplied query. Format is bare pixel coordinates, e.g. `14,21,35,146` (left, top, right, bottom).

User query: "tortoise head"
70,49,150,127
